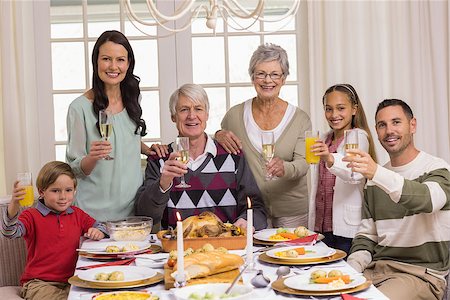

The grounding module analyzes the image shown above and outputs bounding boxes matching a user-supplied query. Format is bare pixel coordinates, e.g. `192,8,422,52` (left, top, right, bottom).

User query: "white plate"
266,245,336,260
172,283,253,300
284,271,367,291
79,240,150,254
78,265,157,283
253,228,316,242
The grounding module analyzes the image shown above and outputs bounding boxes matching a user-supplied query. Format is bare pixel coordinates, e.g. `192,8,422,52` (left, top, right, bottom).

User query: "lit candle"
176,211,185,283
246,197,253,265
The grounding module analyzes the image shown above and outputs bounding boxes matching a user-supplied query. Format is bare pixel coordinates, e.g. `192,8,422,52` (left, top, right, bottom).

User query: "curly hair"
91,30,146,136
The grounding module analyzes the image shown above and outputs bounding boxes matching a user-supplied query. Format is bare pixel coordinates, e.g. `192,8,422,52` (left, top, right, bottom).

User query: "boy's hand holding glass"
16,172,34,207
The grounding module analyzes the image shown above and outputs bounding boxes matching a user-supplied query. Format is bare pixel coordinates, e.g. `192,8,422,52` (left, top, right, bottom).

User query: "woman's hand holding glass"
266,157,285,178
89,140,112,160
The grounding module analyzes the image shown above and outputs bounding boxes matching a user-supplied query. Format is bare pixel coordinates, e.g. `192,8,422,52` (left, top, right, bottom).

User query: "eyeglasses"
254,71,284,80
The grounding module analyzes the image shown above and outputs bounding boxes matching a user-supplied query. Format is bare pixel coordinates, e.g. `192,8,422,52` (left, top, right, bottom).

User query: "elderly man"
344,99,450,300
135,83,267,232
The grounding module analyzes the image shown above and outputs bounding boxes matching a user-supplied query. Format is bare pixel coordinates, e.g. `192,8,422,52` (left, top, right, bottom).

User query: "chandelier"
124,0,300,36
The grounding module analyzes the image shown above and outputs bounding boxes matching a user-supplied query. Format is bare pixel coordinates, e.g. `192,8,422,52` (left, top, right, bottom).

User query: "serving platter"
271,277,371,296
265,245,336,261
78,245,161,260
157,231,247,252
68,272,163,289
284,271,367,292
258,249,347,265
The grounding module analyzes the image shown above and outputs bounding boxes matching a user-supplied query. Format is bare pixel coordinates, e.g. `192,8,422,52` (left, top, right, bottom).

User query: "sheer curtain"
303,0,450,164
0,1,43,196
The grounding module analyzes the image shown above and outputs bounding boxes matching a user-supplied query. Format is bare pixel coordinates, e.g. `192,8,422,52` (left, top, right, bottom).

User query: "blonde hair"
36,161,77,192
323,84,377,162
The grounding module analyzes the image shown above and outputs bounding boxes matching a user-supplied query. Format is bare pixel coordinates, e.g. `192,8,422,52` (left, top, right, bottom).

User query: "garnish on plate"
274,247,310,258
268,226,310,241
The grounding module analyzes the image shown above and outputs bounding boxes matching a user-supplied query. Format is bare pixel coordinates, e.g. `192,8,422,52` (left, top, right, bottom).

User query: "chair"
0,197,26,299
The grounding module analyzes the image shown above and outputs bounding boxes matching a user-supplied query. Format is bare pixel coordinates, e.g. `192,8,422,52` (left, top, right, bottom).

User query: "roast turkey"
174,211,245,238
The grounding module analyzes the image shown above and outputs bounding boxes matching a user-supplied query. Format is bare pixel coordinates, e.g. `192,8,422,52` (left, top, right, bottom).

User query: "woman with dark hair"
66,30,151,221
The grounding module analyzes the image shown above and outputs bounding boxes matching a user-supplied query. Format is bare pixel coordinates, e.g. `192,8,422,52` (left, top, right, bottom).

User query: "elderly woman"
216,43,311,228
135,83,267,231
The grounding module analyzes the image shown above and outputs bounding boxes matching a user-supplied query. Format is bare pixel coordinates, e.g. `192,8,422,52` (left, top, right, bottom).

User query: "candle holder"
244,254,257,273
174,274,187,288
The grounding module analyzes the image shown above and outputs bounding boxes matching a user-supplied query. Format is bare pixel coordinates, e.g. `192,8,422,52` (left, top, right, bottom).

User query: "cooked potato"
169,250,178,260
215,247,228,253
328,269,344,278
310,269,327,280
108,271,124,281
285,249,299,258
121,243,140,252
202,243,215,252
105,245,121,253
95,272,109,281
294,226,309,238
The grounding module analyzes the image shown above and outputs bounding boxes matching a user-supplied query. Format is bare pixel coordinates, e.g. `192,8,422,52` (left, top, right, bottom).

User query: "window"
47,0,300,161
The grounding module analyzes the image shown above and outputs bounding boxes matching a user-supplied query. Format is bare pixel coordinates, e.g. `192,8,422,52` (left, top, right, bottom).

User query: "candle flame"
176,211,182,221
247,197,252,209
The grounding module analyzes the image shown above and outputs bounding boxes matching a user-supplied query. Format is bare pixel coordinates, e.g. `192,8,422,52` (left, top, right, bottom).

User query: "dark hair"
36,161,77,192
323,84,377,162
91,30,146,136
376,99,414,120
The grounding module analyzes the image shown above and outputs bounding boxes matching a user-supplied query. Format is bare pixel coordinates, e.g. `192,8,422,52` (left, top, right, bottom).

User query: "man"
344,99,450,300
135,83,267,232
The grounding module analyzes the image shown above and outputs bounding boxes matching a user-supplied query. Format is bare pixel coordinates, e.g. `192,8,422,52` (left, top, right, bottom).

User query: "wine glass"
175,136,191,188
99,109,114,160
261,131,275,180
343,129,360,184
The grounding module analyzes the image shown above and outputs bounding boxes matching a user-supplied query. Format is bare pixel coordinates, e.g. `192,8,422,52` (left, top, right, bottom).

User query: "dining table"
68,236,390,300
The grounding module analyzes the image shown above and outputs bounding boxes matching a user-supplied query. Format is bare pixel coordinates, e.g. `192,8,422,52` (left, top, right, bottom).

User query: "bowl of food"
172,283,253,300
107,217,152,241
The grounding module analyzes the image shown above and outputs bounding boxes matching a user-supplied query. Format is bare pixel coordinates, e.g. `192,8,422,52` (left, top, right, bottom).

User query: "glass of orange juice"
17,172,34,207
305,130,320,164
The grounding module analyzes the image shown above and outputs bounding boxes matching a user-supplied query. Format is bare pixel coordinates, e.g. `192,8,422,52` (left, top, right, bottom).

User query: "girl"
308,84,377,254
1,161,106,300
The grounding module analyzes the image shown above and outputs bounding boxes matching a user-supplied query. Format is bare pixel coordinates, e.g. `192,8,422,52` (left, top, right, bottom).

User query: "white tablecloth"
68,240,389,300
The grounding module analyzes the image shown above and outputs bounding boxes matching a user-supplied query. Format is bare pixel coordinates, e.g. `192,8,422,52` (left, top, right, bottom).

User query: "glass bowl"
106,216,152,241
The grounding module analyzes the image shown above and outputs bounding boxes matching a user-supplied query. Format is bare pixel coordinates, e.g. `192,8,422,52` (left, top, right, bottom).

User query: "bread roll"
171,250,244,280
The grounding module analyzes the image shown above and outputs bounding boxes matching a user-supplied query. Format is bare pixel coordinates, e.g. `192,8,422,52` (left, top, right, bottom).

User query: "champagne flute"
175,136,191,188
99,109,114,160
344,129,360,184
261,131,275,180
